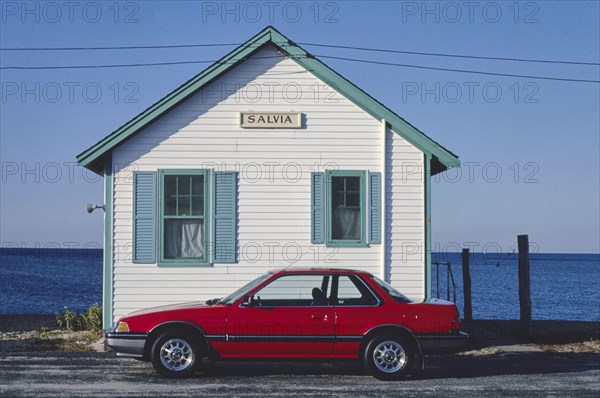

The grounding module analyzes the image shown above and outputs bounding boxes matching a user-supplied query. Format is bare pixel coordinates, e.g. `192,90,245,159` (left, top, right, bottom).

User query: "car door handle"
312,315,328,321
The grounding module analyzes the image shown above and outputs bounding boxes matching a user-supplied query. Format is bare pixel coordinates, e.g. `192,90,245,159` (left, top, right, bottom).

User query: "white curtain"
332,208,360,239
165,220,204,259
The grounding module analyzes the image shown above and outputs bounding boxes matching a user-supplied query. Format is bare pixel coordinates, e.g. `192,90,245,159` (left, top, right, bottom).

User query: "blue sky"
1,1,598,253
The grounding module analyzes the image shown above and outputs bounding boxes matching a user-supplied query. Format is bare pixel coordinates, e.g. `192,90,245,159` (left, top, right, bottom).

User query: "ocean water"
431,252,600,322
0,249,598,321
0,248,103,315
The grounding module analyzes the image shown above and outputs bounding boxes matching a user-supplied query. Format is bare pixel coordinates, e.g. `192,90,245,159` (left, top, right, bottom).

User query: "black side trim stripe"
414,332,465,338
205,335,362,343
206,335,226,342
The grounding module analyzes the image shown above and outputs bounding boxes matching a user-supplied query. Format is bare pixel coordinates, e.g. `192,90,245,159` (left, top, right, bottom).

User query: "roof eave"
77,25,459,175
76,27,276,172
267,28,459,172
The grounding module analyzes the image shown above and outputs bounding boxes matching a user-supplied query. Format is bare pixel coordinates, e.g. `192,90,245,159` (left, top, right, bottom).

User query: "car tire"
151,331,200,378
363,334,414,381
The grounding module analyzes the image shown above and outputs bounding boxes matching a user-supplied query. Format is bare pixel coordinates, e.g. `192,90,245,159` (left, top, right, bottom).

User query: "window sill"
326,241,369,248
158,260,212,267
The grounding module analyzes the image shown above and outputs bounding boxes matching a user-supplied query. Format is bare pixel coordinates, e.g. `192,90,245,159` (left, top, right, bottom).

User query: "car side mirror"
241,295,253,307
241,295,260,307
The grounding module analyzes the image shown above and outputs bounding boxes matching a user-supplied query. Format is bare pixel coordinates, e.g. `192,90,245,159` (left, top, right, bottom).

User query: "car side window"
252,275,332,307
335,275,378,306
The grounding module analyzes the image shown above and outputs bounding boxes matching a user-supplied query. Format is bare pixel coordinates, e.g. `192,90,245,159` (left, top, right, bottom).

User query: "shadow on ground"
189,352,600,380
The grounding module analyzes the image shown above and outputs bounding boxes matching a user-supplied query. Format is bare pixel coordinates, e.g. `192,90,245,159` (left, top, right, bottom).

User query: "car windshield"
371,276,412,303
218,273,272,305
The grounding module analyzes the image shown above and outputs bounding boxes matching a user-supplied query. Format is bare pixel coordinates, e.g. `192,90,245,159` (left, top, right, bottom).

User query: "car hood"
127,301,209,317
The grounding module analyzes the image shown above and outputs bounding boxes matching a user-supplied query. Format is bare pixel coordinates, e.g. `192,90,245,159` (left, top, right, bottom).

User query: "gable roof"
77,26,459,175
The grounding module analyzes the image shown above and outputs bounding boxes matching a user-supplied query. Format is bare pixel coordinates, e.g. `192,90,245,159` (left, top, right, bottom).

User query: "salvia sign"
239,112,302,129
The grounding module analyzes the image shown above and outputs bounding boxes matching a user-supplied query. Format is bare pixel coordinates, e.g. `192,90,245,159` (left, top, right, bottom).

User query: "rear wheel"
151,332,200,378
363,335,414,380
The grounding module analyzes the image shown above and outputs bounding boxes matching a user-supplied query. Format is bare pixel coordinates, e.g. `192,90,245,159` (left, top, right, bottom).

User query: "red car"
106,268,468,380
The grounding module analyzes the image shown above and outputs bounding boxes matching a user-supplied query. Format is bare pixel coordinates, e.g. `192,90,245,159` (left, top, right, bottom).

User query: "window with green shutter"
159,170,210,265
326,170,367,247
310,170,381,247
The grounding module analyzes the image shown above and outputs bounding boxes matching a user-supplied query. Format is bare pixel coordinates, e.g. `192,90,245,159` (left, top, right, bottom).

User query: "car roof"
269,267,373,276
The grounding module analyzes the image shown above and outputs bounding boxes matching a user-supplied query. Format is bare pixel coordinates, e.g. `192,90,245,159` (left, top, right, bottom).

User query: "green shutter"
369,172,382,244
133,172,157,263
213,171,237,263
311,172,325,244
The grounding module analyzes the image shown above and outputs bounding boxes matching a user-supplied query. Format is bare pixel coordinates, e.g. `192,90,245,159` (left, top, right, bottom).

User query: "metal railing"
433,261,457,303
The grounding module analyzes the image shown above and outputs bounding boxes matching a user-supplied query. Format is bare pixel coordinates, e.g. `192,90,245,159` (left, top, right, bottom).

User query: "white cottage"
77,26,460,329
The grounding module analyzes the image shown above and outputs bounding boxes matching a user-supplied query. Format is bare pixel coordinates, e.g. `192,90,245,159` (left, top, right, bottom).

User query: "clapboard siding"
110,45,426,322
385,127,425,298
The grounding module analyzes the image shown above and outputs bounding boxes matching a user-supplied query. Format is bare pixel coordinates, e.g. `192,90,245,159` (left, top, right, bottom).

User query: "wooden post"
518,235,532,336
461,248,472,322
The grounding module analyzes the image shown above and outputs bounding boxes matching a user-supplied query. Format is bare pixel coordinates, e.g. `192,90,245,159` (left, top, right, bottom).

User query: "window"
311,171,381,246
252,275,332,307
218,273,272,305
326,170,366,246
133,170,236,266
334,275,379,306
371,276,412,303
159,170,210,265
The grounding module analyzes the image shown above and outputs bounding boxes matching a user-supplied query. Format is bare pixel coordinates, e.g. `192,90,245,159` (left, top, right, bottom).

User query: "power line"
1,54,598,84
0,55,302,70
317,55,600,84
299,42,600,67
0,43,240,51
2,40,598,67
0,60,218,70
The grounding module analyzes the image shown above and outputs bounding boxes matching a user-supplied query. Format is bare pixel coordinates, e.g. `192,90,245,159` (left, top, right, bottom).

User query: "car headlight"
115,321,130,332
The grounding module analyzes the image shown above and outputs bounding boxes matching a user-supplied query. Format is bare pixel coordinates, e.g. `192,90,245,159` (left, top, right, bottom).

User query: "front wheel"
151,332,200,378
363,335,414,380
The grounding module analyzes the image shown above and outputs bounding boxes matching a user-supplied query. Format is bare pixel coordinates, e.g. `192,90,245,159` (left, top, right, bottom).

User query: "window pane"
191,176,204,216
178,176,190,195
254,275,329,306
346,193,360,207
332,209,360,240
191,196,204,216
333,192,344,208
346,176,360,192
330,174,362,240
191,176,204,195
164,219,204,259
164,176,176,196
332,176,343,193
336,275,377,306
338,276,363,300
178,197,190,216
164,195,177,216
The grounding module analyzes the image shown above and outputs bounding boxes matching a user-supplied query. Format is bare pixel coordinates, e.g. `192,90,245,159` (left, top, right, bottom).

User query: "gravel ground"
0,315,57,332
1,315,598,397
0,351,598,397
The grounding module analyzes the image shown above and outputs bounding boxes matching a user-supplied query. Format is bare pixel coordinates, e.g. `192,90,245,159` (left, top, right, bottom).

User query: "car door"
331,274,382,356
225,273,335,357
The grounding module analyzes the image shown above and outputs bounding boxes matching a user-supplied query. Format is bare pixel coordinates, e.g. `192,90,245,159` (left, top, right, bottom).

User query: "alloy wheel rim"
159,338,194,372
373,340,406,373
